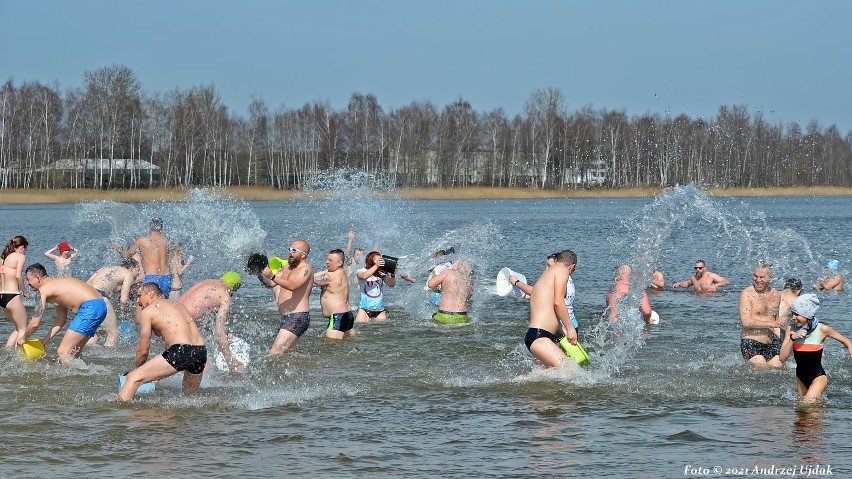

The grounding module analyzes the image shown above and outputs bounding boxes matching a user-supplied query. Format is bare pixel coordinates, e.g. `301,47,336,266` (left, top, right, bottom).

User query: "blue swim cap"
826,259,840,271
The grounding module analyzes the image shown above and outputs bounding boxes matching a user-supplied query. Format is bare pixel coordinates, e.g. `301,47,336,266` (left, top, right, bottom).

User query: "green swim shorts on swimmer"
432,310,469,325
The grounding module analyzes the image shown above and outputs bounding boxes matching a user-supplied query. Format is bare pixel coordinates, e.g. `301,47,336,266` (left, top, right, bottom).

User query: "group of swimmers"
503,246,850,403
0,221,475,400
3,220,850,403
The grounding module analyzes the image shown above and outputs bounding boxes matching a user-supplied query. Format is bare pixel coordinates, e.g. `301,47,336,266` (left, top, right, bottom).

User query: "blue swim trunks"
144,274,172,298
68,298,108,338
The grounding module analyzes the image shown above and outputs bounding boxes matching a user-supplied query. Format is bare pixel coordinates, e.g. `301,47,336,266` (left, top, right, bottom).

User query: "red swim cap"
58,242,71,253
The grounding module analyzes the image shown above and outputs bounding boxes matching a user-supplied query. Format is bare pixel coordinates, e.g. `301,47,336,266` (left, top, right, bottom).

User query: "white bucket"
649,310,661,325
495,267,527,299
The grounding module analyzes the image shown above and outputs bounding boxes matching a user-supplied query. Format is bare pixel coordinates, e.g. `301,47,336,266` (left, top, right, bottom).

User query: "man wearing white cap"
780,293,852,402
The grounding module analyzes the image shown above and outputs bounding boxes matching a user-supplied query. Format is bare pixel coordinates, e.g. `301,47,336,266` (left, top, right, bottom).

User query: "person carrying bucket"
510,250,580,330
178,272,244,372
524,250,579,368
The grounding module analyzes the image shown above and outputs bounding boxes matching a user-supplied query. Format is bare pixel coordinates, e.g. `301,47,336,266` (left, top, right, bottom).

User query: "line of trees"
2,64,851,190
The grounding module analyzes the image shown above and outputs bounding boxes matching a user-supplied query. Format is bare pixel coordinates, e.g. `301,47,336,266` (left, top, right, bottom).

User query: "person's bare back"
428,260,473,313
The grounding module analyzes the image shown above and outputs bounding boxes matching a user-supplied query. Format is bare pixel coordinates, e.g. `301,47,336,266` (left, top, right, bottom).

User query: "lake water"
1,186,851,478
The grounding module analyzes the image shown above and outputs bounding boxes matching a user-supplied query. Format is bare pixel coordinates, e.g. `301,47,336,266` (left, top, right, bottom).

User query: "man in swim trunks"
428,258,473,325
606,264,653,325
85,258,141,347
118,282,207,401
113,217,172,297
314,249,355,339
179,272,243,371
671,259,729,293
512,251,581,329
24,263,108,366
257,240,314,354
525,250,578,368
44,241,79,277
739,262,783,368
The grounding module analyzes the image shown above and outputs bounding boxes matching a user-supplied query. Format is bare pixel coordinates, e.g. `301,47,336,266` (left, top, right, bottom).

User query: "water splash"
70,188,267,281
594,184,814,372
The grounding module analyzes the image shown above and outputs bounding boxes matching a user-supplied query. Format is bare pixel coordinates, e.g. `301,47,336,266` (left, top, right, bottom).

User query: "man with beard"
671,259,729,293
313,249,355,339
739,262,783,368
258,239,314,354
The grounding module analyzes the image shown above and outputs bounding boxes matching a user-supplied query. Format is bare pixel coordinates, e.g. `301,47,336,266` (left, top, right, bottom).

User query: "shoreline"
0,186,851,204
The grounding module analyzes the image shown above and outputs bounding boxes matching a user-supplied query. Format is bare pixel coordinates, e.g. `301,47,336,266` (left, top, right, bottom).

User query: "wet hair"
365,251,381,269
329,249,345,263
25,263,48,278
121,258,139,269
139,281,163,297
150,217,163,232
552,250,577,266
2,236,29,260
784,277,803,291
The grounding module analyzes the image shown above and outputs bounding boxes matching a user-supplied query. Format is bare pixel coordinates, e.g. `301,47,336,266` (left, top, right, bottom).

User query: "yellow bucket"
18,339,46,361
558,337,590,366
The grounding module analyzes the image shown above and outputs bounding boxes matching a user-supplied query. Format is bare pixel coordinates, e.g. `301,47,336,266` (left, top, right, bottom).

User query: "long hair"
1,236,28,260
365,251,381,269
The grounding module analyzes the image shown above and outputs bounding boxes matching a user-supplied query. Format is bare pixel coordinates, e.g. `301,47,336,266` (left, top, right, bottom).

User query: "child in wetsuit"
779,294,852,403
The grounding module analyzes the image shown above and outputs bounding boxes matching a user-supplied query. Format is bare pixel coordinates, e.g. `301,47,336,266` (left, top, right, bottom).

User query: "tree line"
2,64,851,190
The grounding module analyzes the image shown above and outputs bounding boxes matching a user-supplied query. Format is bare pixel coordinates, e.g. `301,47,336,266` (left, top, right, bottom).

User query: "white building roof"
40,158,160,171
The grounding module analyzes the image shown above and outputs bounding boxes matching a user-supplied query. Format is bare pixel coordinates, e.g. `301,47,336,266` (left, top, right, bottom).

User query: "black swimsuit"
525,328,561,351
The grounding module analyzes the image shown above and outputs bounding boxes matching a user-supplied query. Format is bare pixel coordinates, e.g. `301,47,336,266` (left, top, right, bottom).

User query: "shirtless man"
178,272,243,371
118,282,207,401
648,267,665,291
44,242,79,277
524,250,578,368
257,240,314,354
24,263,108,366
739,263,783,368
314,249,355,339
86,258,141,347
606,264,653,325
427,258,474,325
511,251,579,329
114,217,172,297
816,259,844,292
671,260,729,293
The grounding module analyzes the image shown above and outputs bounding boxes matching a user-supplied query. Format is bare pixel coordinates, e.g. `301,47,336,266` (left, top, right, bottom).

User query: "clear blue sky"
2,1,850,132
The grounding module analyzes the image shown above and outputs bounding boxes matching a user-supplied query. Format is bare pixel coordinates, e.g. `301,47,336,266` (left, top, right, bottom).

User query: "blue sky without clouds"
2,1,849,131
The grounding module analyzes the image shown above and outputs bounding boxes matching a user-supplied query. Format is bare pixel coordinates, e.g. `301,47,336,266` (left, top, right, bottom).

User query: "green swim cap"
269,256,288,274
221,271,242,291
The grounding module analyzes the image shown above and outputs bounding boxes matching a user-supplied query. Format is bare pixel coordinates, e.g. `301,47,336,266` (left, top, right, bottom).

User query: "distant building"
38,158,161,187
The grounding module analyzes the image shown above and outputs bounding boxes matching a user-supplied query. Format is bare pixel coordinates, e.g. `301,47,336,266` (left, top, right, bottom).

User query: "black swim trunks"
525,327,561,351
327,311,355,332
162,344,207,374
740,338,781,361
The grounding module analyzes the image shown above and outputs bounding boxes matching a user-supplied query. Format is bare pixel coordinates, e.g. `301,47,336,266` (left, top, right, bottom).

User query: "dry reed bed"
0,186,850,205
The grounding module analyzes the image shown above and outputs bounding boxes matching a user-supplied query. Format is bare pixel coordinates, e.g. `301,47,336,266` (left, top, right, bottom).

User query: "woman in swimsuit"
2,236,30,347
355,251,396,323
779,294,852,402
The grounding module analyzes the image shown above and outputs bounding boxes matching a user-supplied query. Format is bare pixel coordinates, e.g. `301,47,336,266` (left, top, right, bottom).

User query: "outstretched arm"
823,324,852,357
508,273,533,295
671,277,693,288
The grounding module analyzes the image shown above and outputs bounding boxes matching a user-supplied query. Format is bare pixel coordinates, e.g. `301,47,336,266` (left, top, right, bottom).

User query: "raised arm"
345,228,355,259
508,273,533,296
44,247,60,261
